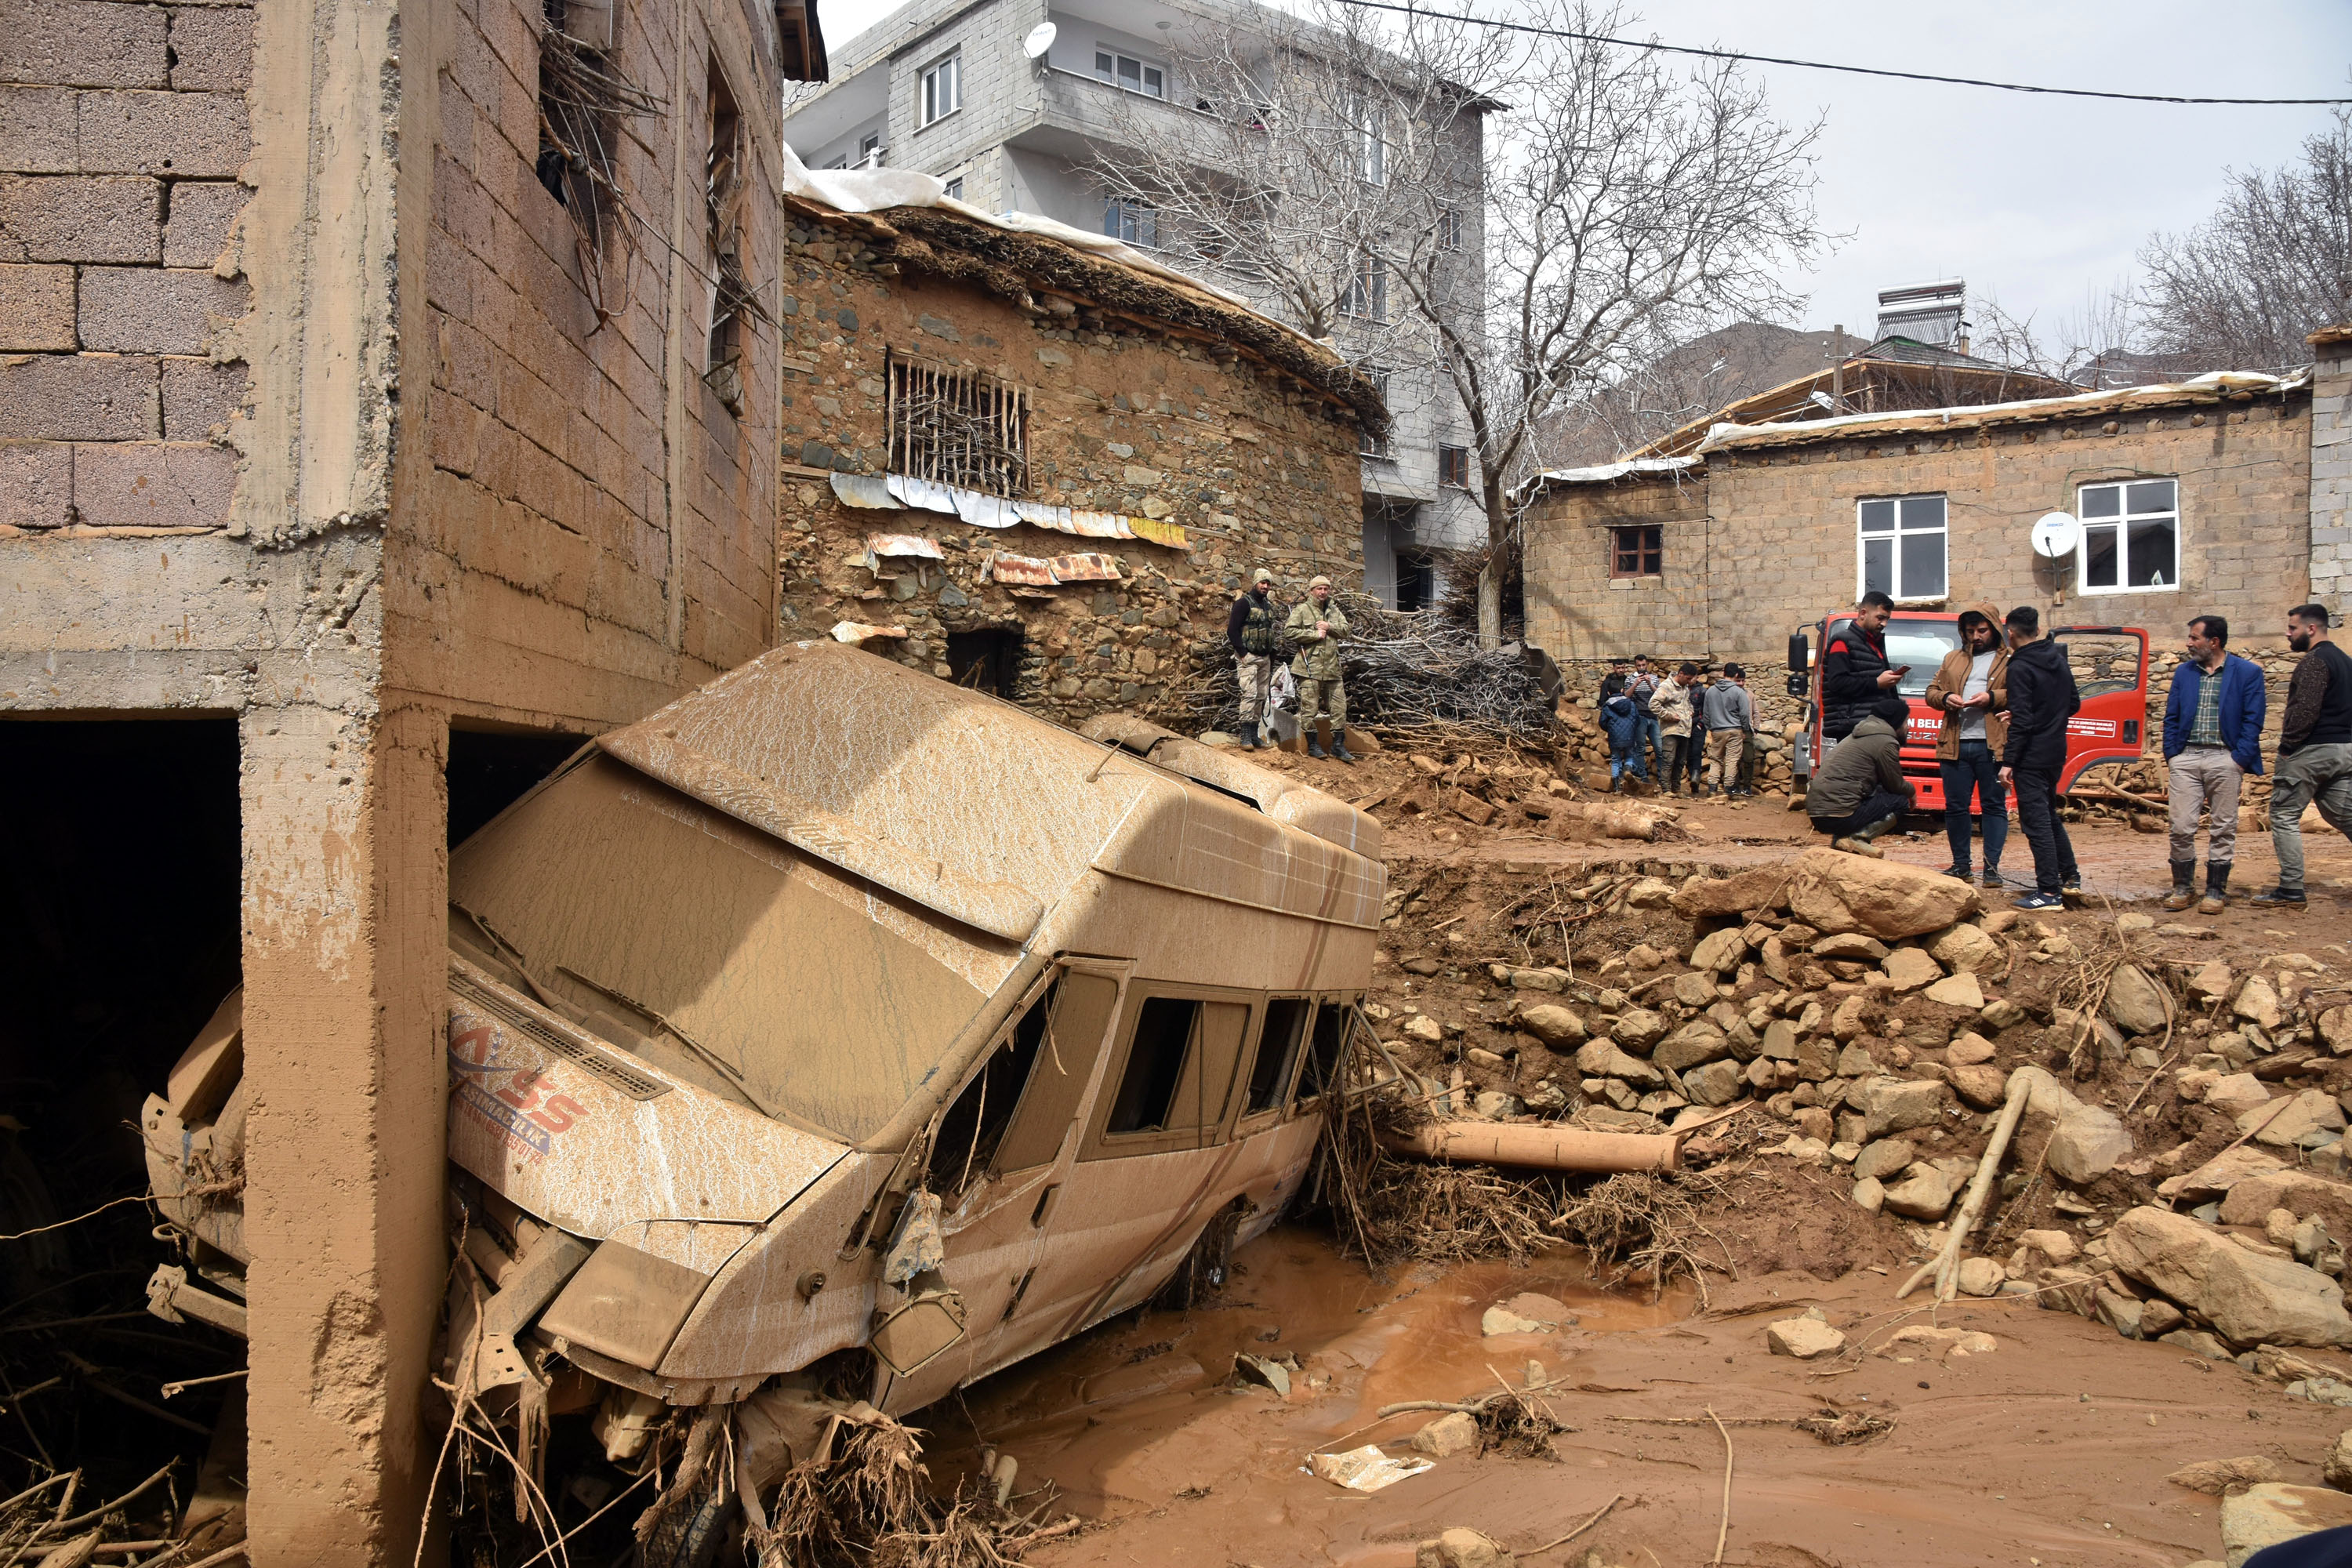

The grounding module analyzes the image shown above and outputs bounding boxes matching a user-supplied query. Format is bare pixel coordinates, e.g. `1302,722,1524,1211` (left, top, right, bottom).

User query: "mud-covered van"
143,640,1383,1535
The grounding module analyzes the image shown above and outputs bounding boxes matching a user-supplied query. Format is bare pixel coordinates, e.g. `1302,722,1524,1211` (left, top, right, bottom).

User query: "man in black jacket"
1820,590,1904,764
2252,603,2352,906
1998,604,2082,909
1226,569,1283,750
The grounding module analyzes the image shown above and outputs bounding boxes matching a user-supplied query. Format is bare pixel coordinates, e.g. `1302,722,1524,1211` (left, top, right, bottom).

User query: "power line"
1323,0,2352,106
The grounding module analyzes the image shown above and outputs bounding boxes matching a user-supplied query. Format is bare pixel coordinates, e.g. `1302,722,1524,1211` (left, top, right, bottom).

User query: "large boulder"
2241,1089,2347,1149
1853,1138,1916,1181
1926,922,2003,975
2221,1484,2352,1566
2103,964,2173,1036
1518,1004,1588,1047
1690,927,1749,975
2045,1107,2133,1185
1881,947,1944,992
1671,862,1798,919
1613,1008,1669,1051
1861,1077,1949,1139
1880,1164,1955,1220
1787,848,1983,941
2105,1207,2352,1348
1574,1039,1664,1088
2160,1146,2289,1203
1682,1059,1744,1107
2219,1171,2352,1244
1655,1022,1732,1072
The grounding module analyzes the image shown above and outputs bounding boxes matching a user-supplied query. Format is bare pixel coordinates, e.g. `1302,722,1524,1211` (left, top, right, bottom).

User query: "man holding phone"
1820,590,1907,766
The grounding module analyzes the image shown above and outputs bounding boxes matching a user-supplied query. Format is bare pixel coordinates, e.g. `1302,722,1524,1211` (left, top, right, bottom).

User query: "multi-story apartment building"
781,0,1490,607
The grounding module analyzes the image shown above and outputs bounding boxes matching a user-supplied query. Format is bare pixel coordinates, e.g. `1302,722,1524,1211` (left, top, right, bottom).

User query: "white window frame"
1436,208,1461,251
1438,443,1472,489
1102,196,1156,248
920,53,960,128
1343,252,1388,322
1346,96,1387,186
1359,368,1392,458
2074,477,2181,595
1855,493,1947,603
1094,47,1165,100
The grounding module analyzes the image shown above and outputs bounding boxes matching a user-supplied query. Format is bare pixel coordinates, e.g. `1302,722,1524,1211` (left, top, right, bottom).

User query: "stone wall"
771,215,1367,730
0,0,254,528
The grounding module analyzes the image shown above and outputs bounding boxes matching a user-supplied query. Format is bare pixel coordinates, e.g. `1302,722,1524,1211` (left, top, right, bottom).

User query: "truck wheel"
641,1480,735,1568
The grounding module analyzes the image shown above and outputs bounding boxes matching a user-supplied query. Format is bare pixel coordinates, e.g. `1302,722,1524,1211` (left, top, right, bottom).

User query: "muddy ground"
938,742,2352,1568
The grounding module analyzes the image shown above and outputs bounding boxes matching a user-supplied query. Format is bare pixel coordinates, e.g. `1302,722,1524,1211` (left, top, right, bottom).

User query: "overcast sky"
815,0,2351,342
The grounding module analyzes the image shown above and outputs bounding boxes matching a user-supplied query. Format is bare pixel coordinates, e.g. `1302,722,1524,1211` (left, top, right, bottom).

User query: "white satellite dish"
2031,510,2081,559
1022,21,1057,59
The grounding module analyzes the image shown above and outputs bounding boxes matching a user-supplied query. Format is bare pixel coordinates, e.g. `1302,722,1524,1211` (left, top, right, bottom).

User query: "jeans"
1810,786,1909,839
1637,713,1664,778
2270,741,2352,891
1610,746,1647,782
1939,740,2008,872
2013,764,2078,895
2166,746,2243,863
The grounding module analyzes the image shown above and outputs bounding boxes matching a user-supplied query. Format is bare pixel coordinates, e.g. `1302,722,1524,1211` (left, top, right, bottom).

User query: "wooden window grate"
1610,524,1661,579
887,356,1030,495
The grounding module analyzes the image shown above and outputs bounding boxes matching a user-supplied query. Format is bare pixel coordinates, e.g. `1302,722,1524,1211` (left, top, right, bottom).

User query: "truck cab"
1786,612,2151,810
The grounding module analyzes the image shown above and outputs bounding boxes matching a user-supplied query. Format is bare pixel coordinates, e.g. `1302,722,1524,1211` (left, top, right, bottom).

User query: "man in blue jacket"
2161,614,2266,913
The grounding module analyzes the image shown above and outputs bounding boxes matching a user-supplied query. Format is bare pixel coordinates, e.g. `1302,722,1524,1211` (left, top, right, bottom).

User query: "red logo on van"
448,1014,589,1158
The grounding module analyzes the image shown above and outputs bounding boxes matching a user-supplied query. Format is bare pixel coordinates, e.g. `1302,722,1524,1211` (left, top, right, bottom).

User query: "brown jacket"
1923,602,2010,760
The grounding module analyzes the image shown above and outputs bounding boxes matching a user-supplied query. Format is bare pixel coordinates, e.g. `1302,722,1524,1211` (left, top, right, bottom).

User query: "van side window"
1296,999,1352,1102
928,978,1057,1193
991,971,1120,1174
1107,997,1198,1133
1244,998,1313,1115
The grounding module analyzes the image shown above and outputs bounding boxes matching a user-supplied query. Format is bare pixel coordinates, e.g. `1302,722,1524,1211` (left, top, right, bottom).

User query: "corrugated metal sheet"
952,488,1019,528
830,473,902,510
829,620,909,643
1049,553,1123,583
1127,517,1187,549
985,552,1058,586
886,474,958,514
866,534,945,560
1069,510,1135,540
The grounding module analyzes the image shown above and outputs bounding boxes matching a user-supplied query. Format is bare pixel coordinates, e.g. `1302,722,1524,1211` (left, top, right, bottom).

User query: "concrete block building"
2,0,817,1555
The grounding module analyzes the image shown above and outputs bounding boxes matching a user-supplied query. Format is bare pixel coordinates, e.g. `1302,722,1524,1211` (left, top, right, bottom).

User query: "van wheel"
640,1479,735,1568
1154,1202,1244,1311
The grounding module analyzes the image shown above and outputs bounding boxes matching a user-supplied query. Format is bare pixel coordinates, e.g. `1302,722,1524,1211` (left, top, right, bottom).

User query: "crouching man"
1806,694,1915,855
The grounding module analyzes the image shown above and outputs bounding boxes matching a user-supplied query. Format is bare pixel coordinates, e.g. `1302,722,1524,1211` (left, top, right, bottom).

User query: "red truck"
1786,612,2151,811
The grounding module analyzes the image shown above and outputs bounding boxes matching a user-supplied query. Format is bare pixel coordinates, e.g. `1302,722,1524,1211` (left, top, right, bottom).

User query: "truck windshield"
448,754,993,1144
1830,617,1962,698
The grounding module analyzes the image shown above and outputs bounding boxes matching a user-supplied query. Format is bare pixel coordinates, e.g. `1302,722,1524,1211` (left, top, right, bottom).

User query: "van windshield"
449,755,994,1144
1831,617,1962,698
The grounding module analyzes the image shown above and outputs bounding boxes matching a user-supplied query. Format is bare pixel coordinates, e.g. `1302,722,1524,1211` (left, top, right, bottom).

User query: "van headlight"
535,1240,712,1371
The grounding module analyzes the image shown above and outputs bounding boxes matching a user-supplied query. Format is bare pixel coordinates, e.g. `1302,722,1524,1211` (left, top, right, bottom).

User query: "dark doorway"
0,717,245,1495
946,629,1023,700
1396,552,1436,612
447,725,590,847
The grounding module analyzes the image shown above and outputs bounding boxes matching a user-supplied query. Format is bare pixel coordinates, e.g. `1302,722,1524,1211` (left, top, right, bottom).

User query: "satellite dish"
1022,21,1056,59
2031,511,2080,559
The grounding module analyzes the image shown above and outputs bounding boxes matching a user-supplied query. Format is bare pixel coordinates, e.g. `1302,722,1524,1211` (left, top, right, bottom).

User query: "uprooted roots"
758,1416,1078,1568
1552,1169,1740,1306
1315,1083,1559,1267
1474,1391,1568,1460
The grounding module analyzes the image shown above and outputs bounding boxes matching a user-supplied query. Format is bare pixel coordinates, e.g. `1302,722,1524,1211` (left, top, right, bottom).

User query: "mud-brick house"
767,162,1378,723
2,0,824,1553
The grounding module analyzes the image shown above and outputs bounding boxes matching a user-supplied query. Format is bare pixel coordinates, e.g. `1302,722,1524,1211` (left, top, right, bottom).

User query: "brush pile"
1185,593,1559,746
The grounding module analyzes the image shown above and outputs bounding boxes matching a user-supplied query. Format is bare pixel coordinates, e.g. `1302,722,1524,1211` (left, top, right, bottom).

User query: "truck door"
2053,627,2151,792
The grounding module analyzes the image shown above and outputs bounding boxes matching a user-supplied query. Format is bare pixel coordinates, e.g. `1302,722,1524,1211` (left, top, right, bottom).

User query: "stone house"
770,169,1377,724
1522,355,2344,793
778,0,1490,609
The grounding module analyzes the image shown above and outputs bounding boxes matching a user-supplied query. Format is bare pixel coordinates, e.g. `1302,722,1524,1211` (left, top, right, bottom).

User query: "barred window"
887,357,1030,495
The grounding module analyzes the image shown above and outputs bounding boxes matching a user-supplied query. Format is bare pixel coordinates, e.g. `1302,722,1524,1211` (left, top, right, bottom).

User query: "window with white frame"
1359,368,1391,457
1346,96,1387,185
1095,48,1164,99
1102,197,1156,247
1436,208,1461,250
1857,494,1947,601
1343,253,1388,321
920,53,960,126
943,176,964,200
2077,477,2180,592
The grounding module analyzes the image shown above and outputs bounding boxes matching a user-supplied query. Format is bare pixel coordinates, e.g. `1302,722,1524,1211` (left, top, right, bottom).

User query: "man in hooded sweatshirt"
1924,603,2009,886
1806,694,1914,852
1998,604,2082,909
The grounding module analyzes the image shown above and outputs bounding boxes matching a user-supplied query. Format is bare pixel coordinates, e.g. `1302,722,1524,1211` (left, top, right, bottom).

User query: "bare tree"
2137,107,2352,372
1094,0,1827,643
1971,278,2144,386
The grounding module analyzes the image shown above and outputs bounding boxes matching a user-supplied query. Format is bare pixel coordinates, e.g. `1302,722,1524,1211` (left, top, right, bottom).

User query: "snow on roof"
1693,369,2312,455
1516,456,1702,499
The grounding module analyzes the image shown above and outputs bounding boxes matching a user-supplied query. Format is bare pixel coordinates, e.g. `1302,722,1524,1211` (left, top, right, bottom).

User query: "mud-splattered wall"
768,205,1370,729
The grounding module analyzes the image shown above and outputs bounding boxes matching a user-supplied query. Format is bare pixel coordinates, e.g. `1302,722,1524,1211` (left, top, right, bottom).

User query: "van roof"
596,641,1383,945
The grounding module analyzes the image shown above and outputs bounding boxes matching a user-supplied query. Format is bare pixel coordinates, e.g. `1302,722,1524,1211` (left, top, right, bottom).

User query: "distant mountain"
1535,322,1872,472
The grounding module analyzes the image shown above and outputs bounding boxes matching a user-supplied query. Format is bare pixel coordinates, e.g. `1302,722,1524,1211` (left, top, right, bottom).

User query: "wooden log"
1379,1122,1680,1174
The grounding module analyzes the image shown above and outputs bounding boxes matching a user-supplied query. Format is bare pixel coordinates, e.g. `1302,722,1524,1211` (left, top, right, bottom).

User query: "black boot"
2162,858,2195,912
1307,724,1329,760
1239,720,1260,749
1333,735,1356,763
2199,862,2231,914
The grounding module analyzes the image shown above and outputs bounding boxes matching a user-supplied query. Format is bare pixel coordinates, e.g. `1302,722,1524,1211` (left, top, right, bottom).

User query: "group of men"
1599,655,1759,797
1806,590,2352,913
1226,568,1357,761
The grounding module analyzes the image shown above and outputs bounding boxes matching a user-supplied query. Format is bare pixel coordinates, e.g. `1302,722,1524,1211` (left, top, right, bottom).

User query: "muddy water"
927,1226,1686,1559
